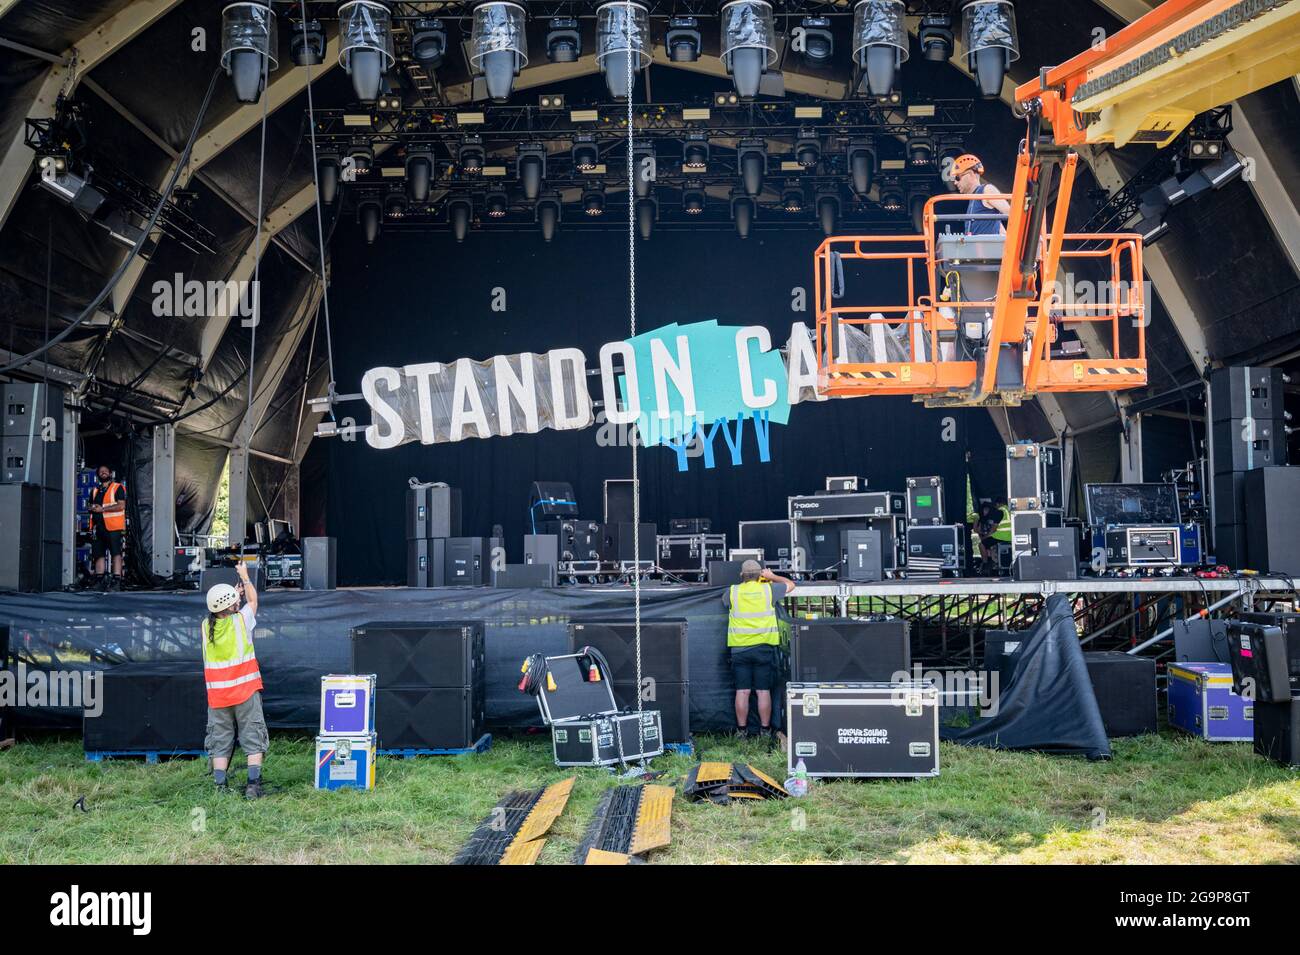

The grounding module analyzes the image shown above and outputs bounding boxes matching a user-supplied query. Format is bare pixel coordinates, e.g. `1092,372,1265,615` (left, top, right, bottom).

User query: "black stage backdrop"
322,226,1007,585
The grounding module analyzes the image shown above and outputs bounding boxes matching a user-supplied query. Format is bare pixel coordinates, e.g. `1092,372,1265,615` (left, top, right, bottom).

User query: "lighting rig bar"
281,1,893,20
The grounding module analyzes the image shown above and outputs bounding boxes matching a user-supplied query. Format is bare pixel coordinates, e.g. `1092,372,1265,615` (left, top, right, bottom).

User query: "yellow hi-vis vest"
727,581,780,648
201,613,262,708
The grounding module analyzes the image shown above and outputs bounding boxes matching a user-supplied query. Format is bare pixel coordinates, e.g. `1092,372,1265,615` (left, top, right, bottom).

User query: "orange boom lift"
815,0,1300,407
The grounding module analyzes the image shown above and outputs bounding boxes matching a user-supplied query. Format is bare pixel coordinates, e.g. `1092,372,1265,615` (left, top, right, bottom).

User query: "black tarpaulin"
942,594,1111,759
1,586,736,733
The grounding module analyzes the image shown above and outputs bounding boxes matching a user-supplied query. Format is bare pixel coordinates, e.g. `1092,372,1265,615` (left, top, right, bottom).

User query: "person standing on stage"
88,465,127,590
202,561,268,799
724,560,797,743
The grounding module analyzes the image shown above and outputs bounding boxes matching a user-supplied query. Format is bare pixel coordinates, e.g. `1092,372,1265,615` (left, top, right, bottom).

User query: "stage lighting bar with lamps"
348,142,375,174
470,1,527,103
853,0,907,98
338,1,394,104
375,91,402,111
517,142,546,199
290,18,325,67
385,188,407,219
782,185,804,213
666,16,701,62
546,16,581,63
907,135,933,166
573,134,600,172
583,185,606,217
682,181,706,215
720,0,777,99
878,182,904,213
961,0,1019,99
683,133,709,172
411,18,447,69
485,191,509,219
539,93,566,110
795,132,821,169
596,2,650,101
222,2,278,104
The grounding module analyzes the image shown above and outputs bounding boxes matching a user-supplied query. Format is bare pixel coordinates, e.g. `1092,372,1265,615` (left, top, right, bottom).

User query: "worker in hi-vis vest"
972,498,1013,575
723,559,797,742
202,560,269,798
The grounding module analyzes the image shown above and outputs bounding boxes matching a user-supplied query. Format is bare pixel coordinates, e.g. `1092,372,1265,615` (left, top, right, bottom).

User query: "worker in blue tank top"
951,153,1011,235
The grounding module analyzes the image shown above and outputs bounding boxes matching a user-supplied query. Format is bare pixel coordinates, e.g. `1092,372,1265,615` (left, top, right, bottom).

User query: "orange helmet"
950,153,984,177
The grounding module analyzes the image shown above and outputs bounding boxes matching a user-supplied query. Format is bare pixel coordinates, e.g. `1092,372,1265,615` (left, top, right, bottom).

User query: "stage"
4,575,1293,735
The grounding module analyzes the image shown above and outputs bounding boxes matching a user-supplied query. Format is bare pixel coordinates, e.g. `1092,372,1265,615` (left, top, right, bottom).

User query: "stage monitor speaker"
1013,553,1078,581
444,537,488,585
530,481,578,519
708,560,745,586
1254,699,1300,767
1244,467,1300,575
611,680,690,743
1226,621,1292,702
604,478,638,525
1211,418,1286,474
406,538,445,587
302,536,337,590
568,618,689,683
1240,611,1300,677
406,484,462,540
82,661,207,753
523,533,559,569
1083,651,1157,737
375,686,484,751
1,382,64,440
351,621,485,688
198,563,264,594
1171,616,1230,663
602,522,656,562
791,618,910,682
842,528,884,582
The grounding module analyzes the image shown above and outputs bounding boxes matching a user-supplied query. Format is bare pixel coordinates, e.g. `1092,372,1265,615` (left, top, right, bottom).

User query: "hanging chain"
625,6,645,746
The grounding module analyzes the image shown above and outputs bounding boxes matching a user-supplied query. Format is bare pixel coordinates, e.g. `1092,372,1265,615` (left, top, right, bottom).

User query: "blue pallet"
378,733,492,758
664,742,695,756
86,749,205,764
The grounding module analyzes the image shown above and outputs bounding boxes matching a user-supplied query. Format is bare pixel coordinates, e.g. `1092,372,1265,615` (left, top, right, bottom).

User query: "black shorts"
730,644,777,691
92,527,124,558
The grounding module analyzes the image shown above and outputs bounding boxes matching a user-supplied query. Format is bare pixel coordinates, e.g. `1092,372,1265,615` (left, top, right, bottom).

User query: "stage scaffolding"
784,577,1299,667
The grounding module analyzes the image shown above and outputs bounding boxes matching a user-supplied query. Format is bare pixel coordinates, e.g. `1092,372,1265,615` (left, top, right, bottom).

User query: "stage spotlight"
405,151,433,202
349,142,374,174
358,196,382,243
633,141,655,198
683,134,709,172
666,16,701,63
411,19,447,69
907,135,934,166
290,18,325,67
637,197,657,239
714,91,741,107
720,0,776,98
919,13,954,62
449,196,473,241
485,191,509,218
738,139,766,197
572,134,600,172
1189,138,1225,159
222,2,278,104
782,185,805,213
385,189,406,219
795,133,821,169
470,1,528,103
596,2,650,100
536,193,561,242
731,190,755,239
339,1,394,103
879,183,904,213
317,153,340,204
799,16,834,63
583,186,606,217
961,0,1019,99
848,140,876,196
852,0,908,98
459,136,485,174
816,188,840,236
682,181,706,215
546,16,581,63
517,143,546,200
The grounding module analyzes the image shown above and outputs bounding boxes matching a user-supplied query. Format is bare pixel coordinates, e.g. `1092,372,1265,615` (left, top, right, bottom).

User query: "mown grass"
2,731,1298,864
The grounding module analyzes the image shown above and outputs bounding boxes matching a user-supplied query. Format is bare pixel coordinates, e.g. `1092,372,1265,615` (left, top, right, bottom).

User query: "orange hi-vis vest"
99,481,125,532
201,613,263,708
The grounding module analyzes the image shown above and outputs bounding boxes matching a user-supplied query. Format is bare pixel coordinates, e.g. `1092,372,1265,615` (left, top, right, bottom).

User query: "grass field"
2,732,1298,864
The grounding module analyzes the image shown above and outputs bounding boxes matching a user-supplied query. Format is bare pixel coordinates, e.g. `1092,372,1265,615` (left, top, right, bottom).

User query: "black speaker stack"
82,661,209,754
1209,367,1292,570
568,618,690,744
1082,651,1157,737
301,536,337,590
1228,612,1300,766
791,618,911,682
0,382,65,592
351,621,486,751
406,483,463,586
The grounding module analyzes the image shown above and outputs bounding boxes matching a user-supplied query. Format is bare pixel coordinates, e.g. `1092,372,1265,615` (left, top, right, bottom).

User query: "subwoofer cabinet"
790,618,910,683
83,662,208,754
1083,651,1157,737
351,621,485,688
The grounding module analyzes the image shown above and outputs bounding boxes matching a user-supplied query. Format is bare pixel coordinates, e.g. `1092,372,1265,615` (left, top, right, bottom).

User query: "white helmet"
206,583,239,614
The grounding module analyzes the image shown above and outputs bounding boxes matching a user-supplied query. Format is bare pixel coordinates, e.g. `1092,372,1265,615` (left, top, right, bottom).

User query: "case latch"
802,693,820,717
